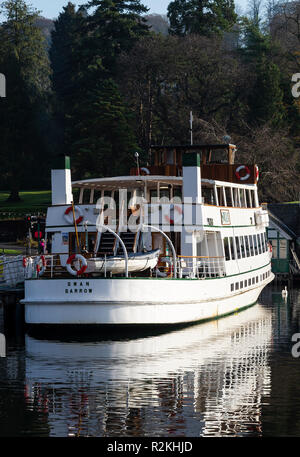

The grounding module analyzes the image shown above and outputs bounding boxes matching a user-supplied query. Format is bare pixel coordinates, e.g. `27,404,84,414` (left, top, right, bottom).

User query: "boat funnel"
182,152,202,204
51,155,73,205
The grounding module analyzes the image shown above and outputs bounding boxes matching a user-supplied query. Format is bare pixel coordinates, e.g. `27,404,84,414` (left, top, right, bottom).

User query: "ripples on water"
1,283,300,437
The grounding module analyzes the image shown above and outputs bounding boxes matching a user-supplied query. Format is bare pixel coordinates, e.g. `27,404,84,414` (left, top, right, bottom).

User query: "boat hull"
22,271,274,325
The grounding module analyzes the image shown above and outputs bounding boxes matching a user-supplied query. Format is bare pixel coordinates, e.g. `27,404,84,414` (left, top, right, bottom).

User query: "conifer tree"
167,0,237,37
0,0,51,201
71,78,138,178
84,0,150,74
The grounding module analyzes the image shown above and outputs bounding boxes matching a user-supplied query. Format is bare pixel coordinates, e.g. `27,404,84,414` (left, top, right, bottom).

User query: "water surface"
0,284,299,437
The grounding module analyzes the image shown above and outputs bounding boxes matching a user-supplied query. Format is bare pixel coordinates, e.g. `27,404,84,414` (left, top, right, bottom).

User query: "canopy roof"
72,175,183,191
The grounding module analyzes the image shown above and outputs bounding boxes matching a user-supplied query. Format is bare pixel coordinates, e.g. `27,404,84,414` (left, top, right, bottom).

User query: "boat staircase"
97,229,141,256
117,231,140,255
97,231,117,256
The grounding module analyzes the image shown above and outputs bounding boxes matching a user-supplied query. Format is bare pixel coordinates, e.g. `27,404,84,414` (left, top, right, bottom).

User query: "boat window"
240,236,246,258
173,187,182,198
257,234,262,254
264,233,268,251
253,235,258,255
231,284,234,292
248,278,251,286
252,277,255,284
235,236,241,259
224,237,231,261
235,282,239,290
261,233,266,252
230,237,235,259
244,280,247,287
240,281,243,288
256,276,259,283
249,235,254,256
239,189,246,207
245,236,250,257
202,187,216,205
225,187,233,207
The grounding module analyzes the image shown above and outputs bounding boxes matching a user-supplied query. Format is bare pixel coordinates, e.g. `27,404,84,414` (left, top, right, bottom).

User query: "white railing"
176,255,226,279
0,255,25,287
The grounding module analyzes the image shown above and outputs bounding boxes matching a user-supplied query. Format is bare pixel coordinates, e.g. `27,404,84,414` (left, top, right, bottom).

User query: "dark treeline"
1,0,300,202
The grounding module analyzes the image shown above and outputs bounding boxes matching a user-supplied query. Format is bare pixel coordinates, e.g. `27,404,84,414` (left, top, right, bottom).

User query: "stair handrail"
142,224,177,279
96,224,129,277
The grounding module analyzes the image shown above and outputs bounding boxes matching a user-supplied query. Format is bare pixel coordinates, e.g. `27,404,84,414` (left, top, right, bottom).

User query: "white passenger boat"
21,143,274,326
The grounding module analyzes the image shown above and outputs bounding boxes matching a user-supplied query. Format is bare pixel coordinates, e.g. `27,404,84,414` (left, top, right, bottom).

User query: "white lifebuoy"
164,204,183,225
66,254,87,276
64,206,84,225
140,167,150,175
35,255,46,276
235,165,251,181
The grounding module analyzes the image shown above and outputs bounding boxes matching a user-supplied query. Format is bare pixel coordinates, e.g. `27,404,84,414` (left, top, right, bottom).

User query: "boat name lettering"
65,281,92,294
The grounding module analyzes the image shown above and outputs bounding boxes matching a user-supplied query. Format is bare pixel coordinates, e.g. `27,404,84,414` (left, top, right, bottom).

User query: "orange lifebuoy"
64,206,83,225
235,165,251,181
35,255,46,276
164,204,183,225
66,254,87,276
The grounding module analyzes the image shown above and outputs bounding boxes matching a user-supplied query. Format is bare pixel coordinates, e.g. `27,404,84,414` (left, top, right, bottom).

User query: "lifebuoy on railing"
64,206,83,225
164,204,183,225
23,257,27,268
255,165,259,181
140,167,150,175
235,165,251,181
268,242,272,254
66,254,87,276
35,255,46,276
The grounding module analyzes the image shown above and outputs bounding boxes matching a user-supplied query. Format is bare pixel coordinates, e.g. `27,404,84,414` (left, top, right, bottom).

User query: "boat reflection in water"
24,304,272,437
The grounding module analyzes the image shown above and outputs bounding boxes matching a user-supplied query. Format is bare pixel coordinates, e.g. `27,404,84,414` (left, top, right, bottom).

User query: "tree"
50,2,86,155
71,78,138,178
118,34,246,152
0,0,51,201
240,21,286,127
83,0,150,75
167,0,237,37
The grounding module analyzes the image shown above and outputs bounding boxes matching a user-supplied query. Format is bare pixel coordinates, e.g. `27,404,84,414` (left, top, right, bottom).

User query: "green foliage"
83,0,150,75
71,78,138,178
0,0,52,200
167,0,237,37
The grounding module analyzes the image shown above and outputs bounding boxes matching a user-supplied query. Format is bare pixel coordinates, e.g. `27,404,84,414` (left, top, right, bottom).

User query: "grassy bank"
0,190,51,219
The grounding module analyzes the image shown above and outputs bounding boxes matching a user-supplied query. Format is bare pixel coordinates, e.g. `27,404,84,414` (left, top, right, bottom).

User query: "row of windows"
224,232,268,261
230,270,271,292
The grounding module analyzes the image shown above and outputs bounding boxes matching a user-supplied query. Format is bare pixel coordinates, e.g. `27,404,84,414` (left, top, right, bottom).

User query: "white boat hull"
22,270,274,325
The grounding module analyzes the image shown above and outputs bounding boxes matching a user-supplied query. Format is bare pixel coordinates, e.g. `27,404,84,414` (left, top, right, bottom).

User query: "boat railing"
175,255,226,279
0,255,25,287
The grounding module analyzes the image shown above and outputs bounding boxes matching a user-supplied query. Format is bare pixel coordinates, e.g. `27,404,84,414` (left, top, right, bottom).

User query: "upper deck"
131,144,259,186
72,175,259,209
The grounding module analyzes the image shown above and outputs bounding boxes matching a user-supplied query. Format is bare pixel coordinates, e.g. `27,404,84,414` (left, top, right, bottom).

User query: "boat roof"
72,175,256,191
72,175,183,191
